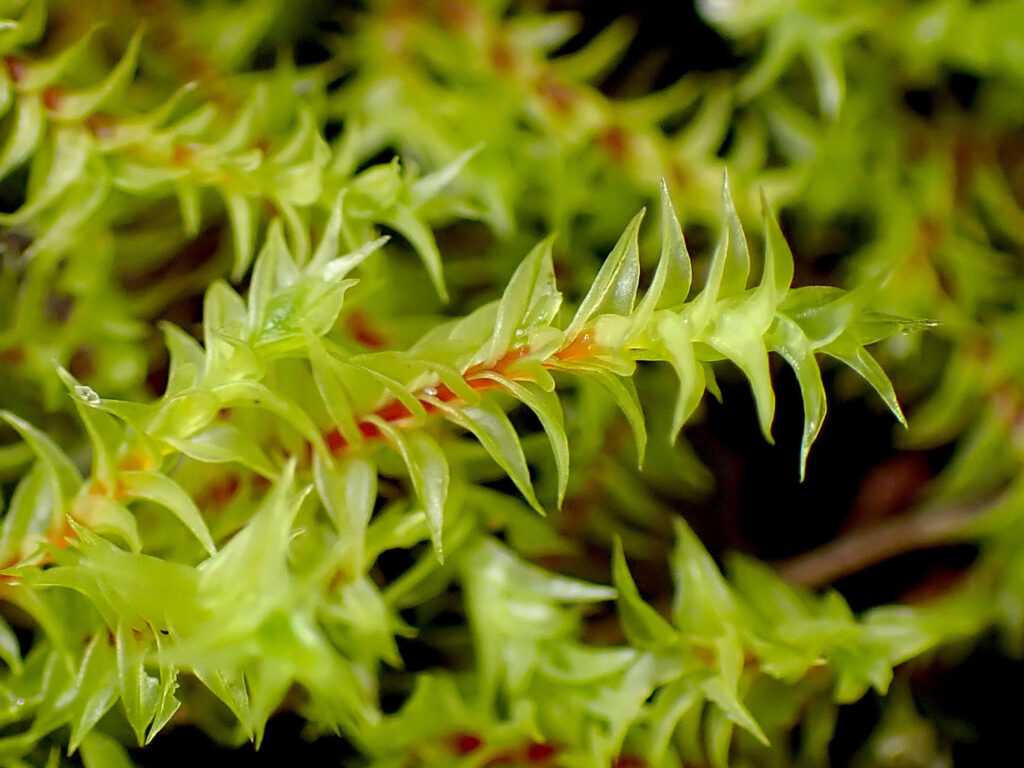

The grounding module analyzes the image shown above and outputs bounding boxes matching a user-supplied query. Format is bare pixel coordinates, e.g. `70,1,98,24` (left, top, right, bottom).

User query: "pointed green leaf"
385,205,448,302
72,493,141,552
306,329,362,447
635,180,691,329
702,636,767,744
117,471,216,555
410,144,481,205
160,321,205,395
822,337,906,426
0,125,91,225
0,409,81,499
175,181,201,236
247,219,289,336
213,85,265,154
488,235,560,364
193,666,251,737
0,463,53,563
656,313,706,441
670,518,737,636
612,539,678,649
59,27,143,120
647,679,702,766
0,95,43,180
761,189,795,297
718,172,750,298
566,210,644,339
57,366,120,490
226,192,257,280
314,452,375,569
706,325,775,443
163,425,277,479
145,633,180,744
116,622,159,745
581,366,647,467
807,42,845,117
0,615,23,672
67,633,119,753
428,397,542,514
19,25,97,89
366,416,448,559
80,730,135,768
475,372,569,507
769,315,827,479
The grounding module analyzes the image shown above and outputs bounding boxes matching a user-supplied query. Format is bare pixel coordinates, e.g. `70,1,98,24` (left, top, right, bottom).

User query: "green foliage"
0,0,1021,765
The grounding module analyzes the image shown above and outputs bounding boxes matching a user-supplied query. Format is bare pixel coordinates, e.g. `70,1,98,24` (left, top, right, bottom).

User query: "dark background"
132,2,1009,765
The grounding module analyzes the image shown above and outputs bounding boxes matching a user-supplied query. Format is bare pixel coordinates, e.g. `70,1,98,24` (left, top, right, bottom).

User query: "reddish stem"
324,333,598,454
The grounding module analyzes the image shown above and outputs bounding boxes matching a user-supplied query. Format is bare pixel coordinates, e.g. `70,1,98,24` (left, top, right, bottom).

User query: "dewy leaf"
57,366,120,490
487,235,559,364
117,471,217,555
365,415,449,559
565,209,644,340
427,397,542,514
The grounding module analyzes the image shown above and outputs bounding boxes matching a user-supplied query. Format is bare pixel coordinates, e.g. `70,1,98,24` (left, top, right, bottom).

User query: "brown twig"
773,492,1008,589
